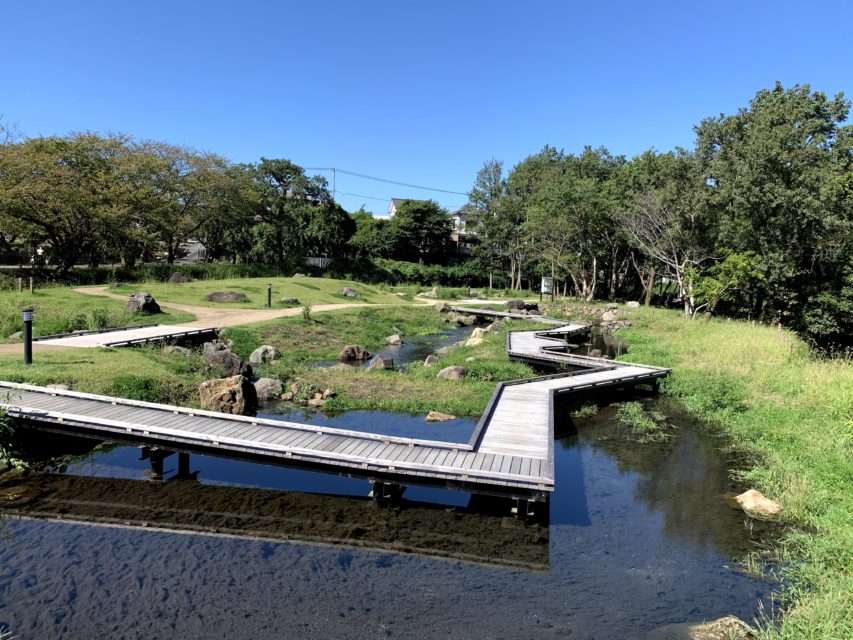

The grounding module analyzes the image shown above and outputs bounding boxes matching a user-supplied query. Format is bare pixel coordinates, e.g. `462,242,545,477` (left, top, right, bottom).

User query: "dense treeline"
464,83,852,348
1,83,850,347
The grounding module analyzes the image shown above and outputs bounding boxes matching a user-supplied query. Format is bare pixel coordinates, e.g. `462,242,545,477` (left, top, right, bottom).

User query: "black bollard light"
267,283,272,308
22,306,34,365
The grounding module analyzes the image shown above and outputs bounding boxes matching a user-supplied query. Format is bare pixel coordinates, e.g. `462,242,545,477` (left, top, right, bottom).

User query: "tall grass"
621,308,853,639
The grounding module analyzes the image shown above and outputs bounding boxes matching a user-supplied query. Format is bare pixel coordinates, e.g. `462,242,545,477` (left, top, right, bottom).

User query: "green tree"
695,82,852,325
387,199,452,264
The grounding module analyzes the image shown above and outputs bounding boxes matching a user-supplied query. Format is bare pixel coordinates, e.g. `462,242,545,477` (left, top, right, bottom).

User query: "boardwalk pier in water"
2,316,669,500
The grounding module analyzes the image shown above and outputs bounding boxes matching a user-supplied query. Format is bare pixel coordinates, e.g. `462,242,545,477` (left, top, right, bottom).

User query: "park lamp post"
267,283,272,308
22,307,34,365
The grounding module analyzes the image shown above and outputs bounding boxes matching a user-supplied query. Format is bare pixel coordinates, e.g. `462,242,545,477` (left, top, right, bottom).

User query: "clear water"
0,398,777,640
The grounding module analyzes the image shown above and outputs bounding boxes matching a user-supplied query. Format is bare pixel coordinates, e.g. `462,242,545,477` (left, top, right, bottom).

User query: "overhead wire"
305,167,468,196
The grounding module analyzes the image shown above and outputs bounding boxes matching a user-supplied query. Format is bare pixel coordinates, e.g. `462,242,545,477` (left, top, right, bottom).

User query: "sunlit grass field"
112,276,411,308
0,287,195,341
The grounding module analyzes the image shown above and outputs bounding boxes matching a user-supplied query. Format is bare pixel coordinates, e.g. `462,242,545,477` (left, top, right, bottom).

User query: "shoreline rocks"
734,489,782,518
199,375,257,415
249,345,281,366
437,366,467,380
338,345,371,362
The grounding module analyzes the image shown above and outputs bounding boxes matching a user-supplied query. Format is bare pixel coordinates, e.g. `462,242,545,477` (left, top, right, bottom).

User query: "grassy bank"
0,288,195,341
112,277,410,308
620,308,853,639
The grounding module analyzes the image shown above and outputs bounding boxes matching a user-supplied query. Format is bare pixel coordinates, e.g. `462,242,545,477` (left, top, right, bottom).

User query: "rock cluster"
340,287,359,298
281,382,336,408
280,297,299,305
126,292,161,314
163,345,191,356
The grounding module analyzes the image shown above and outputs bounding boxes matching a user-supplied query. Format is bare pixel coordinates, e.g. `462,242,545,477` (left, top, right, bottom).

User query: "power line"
305,167,468,196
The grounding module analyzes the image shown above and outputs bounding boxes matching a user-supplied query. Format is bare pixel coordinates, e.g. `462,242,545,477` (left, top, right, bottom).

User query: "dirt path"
72,286,402,328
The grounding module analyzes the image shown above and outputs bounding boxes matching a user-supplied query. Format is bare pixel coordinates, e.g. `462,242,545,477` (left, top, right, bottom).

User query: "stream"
0,393,777,639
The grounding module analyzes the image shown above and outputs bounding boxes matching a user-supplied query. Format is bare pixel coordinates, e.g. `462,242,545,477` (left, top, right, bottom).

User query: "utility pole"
332,167,336,201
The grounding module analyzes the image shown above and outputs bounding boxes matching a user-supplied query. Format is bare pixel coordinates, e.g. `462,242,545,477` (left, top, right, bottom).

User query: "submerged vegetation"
615,401,670,443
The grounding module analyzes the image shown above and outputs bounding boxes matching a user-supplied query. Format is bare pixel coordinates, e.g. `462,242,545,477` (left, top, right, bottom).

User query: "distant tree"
620,150,713,316
387,199,452,264
349,208,394,258
468,159,509,288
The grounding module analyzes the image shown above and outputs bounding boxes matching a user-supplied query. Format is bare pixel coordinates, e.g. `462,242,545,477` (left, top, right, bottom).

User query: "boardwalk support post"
370,481,404,505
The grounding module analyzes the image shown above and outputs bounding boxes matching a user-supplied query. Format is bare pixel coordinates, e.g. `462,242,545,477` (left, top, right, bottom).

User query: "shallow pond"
315,323,475,369
0,395,776,639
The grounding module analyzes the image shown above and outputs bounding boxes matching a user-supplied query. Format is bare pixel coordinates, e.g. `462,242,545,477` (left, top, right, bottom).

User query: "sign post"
541,276,554,302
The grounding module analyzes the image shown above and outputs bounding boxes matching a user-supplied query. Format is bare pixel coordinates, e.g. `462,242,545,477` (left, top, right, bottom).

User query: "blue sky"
2,1,851,215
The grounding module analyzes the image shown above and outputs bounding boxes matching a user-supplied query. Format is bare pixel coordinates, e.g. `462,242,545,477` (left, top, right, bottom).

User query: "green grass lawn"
113,276,411,308
0,287,196,341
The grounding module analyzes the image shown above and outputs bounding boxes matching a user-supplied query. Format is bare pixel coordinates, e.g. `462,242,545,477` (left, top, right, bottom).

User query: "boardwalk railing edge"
0,381,471,452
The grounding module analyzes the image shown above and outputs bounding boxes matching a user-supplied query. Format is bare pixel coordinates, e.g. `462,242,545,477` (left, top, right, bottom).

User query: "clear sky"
2,1,851,215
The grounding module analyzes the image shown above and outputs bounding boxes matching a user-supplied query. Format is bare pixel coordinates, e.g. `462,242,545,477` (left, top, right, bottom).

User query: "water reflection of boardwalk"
1,320,669,501
0,472,548,572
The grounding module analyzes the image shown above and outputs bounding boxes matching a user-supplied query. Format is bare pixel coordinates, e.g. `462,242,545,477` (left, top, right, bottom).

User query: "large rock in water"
204,291,247,303
203,344,252,378
199,375,257,415
254,377,283,401
338,345,371,362
425,411,456,422
385,334,403,345
249,345,281,365
436,366,467,380
735,489,782,518
127,292,161,314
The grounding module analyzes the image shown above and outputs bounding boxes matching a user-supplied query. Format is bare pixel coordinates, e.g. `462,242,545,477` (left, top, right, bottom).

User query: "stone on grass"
322,388,336,399
601,310,618,323
420,287,438,298
199,375,257,415
470,327,486,339
465,337,484,347
735,489,782,518
366,355,395,371
254,377,283,401
385,334,403,345
7,331,22,342
127,292,161,314
423,354,439,367
292,272,306,278
626,300,641,308
307,398,325,408
249,344,281,365
168,271,192,283
204,291,247,303
163,345,191,356
425,411,456,423
203,347,252,378
338,345,371,362
506,300,525,311
280,297,299,305
485,321,502,333
435,301,450,313
340,287,359,298
437,366,467,380
465,356,476,362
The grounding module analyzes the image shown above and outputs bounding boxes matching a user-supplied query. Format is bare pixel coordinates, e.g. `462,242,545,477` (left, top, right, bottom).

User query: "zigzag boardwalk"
1,317,669,501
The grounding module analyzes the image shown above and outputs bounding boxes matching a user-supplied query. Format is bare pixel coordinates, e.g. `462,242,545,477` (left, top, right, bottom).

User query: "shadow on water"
0,397,780,638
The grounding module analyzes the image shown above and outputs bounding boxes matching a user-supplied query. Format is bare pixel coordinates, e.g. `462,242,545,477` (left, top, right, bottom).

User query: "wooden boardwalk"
2,319,669,500
34,324,218,348
446,306,571,326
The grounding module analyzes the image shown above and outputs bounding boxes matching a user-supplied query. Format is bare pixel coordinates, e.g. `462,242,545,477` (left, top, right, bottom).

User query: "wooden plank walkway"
34,324,218,348
2,317,669,499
